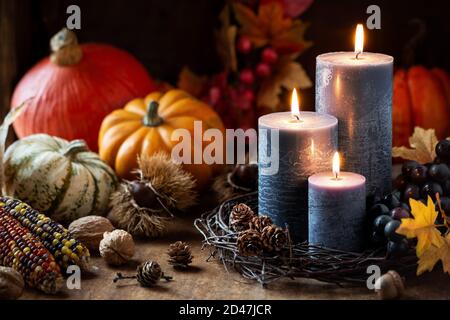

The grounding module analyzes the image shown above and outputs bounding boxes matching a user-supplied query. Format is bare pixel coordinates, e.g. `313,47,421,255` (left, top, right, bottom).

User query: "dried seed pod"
113,260,172,287
68,216,115,251
0,267,24,300
249,215,273,232
237,230,263,256
167,241,193,268
229,203,256,232
375,270,405,300
99,230,135,266
261,225,288,252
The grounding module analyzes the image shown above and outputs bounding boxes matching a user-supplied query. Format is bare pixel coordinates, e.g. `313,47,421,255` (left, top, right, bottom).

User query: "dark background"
1,0,450,111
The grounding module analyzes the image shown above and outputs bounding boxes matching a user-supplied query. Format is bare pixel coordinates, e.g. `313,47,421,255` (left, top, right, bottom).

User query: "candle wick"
355,51,361,60
293,114,300,121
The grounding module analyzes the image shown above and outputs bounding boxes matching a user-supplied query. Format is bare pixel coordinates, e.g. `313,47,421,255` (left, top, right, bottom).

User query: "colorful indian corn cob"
0,197,91,272
0,208,63,294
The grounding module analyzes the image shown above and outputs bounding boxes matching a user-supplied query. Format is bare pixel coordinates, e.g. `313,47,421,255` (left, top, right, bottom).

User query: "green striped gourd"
4,134,117,224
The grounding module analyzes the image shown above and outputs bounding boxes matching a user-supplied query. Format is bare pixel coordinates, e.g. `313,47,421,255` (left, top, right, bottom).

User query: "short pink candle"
308,153,366,252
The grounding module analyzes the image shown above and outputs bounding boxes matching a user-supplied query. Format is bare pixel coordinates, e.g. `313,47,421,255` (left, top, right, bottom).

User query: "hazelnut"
0,267,24,300
99,229,135,266
375,270,405,300
69,216,115,251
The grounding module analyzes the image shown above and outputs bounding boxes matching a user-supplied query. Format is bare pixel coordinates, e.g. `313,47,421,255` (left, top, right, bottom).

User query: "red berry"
209,87,221,105
243,89,255,102
237,36,252,54
239,69,255,85
255,63,271,78
261,47,278,64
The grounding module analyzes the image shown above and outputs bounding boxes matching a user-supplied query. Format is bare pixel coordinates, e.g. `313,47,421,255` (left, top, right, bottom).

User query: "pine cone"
167,241,193,268
261,226,288,252
237,230,263,256
229,203,256,232
136,261,163,287
249,215,273,232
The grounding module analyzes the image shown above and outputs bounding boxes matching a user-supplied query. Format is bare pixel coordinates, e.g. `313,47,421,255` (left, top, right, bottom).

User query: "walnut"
99,230,135,266
69,216,115,251
0,267,24,300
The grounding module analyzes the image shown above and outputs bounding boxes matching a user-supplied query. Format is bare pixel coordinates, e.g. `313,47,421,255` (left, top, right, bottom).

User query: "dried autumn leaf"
216,4,238,72
257,59,311,109
233,2,311,52
417,233,450,276
397,196,444,257
177,67,207,97
392,127,438,164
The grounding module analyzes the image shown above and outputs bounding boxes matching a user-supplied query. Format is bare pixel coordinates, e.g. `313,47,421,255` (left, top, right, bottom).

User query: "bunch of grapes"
367,139,450,258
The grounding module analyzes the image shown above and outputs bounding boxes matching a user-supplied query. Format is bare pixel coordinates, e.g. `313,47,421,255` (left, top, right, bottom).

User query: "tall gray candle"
259,91,337,242
315,26,393,197
308,152,366,252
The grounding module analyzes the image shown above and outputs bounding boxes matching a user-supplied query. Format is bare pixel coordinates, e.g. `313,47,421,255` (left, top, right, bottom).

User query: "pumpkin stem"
143,101,163,127
63,140,89,157
50,28,83,66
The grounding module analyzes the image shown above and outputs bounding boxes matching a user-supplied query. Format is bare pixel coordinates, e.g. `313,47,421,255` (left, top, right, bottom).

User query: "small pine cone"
229,203,256,232
136,261,163,287
249,215,273,232
261,226,288,252
237,230,263,256
167,241,193,268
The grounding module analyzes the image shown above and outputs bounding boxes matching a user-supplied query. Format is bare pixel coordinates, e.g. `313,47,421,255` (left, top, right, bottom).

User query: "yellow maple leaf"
397,196,444,257
417,233,450,275
233,2,311,52
392,127,438,164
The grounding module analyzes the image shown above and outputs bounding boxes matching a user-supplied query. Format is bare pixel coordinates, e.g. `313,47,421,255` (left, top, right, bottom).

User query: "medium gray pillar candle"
308,169,366,252
316,52,393,197
259,111,337,242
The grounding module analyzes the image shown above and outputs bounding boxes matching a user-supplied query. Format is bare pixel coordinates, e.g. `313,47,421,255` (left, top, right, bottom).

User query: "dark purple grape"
428,164,450,182
231,164,258,189
382,193,401,210
437,197,450,215
371,231,386,245
403,184,420,202
387,239,410,258
384,220,404,242
444,180,450,195
366,194,382,211
393,174,407,191
369,203,390,219
421,182,443,200
373,215,392,234
390,207,410,220
436,140,450,161
410,165,428,184
400,202,410,211
402,160,419,177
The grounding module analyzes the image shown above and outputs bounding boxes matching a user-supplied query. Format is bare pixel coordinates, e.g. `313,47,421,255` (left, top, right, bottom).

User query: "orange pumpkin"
393,66,450,146
98,89,225,188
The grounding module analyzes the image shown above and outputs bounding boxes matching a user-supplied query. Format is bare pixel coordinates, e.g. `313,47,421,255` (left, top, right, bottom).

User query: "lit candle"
316,24,393,197
258,89,338,242
308,152,366,252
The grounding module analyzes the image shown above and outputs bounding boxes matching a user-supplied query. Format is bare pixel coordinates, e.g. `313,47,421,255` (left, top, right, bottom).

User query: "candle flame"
291,88,300,120
354,24,364,57
332,152,340,179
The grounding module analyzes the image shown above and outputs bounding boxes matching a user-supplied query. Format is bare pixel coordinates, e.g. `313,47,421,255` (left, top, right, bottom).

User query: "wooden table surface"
20,209,450,300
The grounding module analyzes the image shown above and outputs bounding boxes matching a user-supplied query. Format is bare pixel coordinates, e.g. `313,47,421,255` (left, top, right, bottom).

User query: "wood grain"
20,213,450,300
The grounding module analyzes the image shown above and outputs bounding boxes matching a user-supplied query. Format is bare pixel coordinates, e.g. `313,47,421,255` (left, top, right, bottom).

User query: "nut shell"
99,229,135,266
0,267,24,300
375,270,405,300
69,216,115,251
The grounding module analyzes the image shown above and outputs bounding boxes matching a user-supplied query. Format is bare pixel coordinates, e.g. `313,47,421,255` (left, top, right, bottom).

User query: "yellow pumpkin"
98,89,225,188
